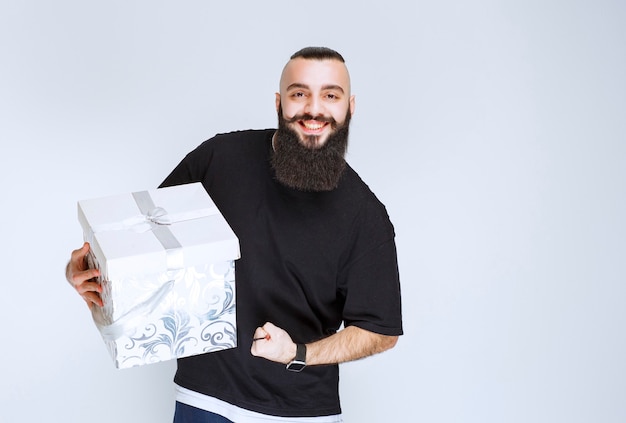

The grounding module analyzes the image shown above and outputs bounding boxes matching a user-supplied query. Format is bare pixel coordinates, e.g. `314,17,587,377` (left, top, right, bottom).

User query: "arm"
306,325,398,365
65,242,103,307
251,322,398,366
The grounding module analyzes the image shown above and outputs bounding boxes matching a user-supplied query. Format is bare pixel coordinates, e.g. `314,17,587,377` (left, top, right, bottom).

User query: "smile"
299,120,329,133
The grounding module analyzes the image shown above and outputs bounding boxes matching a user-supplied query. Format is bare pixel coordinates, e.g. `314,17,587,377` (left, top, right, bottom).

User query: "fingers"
69,267,100,287
70,242,91,267
262,322,278,332
67,242,94,282
82,290,104,308
252,322,278,341
68,269,100,288
252,327,270,342
68,242,100,286
74,277,101,296
67,242,104,307
250,331,266,358
250,322,296,364
73,270,103,307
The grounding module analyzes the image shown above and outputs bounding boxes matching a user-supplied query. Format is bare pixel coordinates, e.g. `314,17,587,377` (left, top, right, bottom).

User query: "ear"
275,93,281,112
349,95,356,116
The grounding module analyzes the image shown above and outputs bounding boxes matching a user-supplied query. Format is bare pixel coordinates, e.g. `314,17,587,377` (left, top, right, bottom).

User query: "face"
276,58,355,149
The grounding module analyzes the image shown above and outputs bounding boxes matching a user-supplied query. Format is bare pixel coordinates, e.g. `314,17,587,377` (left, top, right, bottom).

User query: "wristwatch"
286,343,307,372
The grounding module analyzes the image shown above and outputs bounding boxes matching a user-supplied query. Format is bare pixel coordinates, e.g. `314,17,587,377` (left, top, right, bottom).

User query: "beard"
271,105,351,192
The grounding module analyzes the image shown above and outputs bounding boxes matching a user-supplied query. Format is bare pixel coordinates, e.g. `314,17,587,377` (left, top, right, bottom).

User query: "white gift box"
77,182,240,369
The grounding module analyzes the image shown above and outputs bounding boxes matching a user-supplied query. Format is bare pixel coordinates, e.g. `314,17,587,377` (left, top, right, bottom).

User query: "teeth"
303,121,324,130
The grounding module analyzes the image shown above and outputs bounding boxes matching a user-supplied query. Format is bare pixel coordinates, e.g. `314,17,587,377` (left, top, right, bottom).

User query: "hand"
66,242,103,307
250,322,297,365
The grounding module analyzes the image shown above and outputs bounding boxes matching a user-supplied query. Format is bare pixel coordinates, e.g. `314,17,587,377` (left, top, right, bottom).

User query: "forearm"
305,325,398,366
251,322,398,366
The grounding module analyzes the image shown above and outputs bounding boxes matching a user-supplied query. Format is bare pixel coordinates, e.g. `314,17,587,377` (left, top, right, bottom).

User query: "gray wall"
1,1,624,422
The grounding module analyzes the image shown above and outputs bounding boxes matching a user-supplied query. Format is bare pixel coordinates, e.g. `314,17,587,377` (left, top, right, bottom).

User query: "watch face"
286,360,306,372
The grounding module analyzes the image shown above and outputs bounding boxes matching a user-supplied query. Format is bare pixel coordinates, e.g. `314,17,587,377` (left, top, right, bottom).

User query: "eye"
291,91,306,98
325,92,340,100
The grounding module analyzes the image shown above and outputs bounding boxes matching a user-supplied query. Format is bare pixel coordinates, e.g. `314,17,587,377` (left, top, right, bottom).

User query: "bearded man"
66,47,403,423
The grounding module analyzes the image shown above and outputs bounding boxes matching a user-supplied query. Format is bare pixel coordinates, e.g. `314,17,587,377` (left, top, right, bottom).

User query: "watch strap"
286,343,307,372
295,343,306,362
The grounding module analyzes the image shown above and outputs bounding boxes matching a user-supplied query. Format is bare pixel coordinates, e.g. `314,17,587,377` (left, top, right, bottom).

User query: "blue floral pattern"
94,261,237,369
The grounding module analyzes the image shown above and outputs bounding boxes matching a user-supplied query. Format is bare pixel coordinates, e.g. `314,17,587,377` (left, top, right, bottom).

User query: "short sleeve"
340,200,403,336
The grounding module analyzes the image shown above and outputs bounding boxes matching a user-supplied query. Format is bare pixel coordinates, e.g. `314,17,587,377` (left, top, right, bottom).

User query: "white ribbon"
89,205,218,234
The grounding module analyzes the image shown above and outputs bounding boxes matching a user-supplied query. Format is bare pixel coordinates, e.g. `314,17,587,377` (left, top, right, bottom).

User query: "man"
67,47,403,422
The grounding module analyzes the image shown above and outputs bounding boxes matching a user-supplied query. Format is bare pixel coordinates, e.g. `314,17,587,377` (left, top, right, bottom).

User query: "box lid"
78,183,240,278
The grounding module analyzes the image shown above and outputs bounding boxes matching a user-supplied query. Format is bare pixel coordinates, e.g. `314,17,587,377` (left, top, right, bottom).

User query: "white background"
1,1,625,422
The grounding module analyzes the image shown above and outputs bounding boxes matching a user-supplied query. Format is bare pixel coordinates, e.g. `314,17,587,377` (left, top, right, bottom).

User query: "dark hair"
290,46,345,63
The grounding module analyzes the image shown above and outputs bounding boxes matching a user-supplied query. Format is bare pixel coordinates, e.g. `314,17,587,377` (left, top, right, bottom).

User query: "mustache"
283,113,337,126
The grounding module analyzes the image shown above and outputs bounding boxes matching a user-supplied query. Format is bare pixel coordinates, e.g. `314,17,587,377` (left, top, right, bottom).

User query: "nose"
303,96,323,117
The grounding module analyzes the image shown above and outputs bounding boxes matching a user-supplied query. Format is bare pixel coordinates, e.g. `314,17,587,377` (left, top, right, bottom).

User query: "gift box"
77,182,240,369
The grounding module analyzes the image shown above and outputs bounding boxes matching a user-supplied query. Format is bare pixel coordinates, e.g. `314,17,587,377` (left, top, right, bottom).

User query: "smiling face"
276,58,355,149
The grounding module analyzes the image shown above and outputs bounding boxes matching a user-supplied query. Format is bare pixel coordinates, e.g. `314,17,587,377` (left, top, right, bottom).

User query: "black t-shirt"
160,129,403,417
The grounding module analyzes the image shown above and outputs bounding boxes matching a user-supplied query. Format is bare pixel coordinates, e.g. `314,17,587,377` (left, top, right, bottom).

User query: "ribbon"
132,190,184,270
88,190,219,271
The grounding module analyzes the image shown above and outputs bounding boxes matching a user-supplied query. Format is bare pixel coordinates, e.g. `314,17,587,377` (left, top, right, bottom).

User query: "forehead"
280,58,351,94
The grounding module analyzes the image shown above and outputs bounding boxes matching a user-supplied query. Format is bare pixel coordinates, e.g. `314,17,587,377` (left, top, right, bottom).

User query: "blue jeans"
173,402,234,423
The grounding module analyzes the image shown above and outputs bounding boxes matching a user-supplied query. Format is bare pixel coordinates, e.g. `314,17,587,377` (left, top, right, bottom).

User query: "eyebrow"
286,83,345,94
